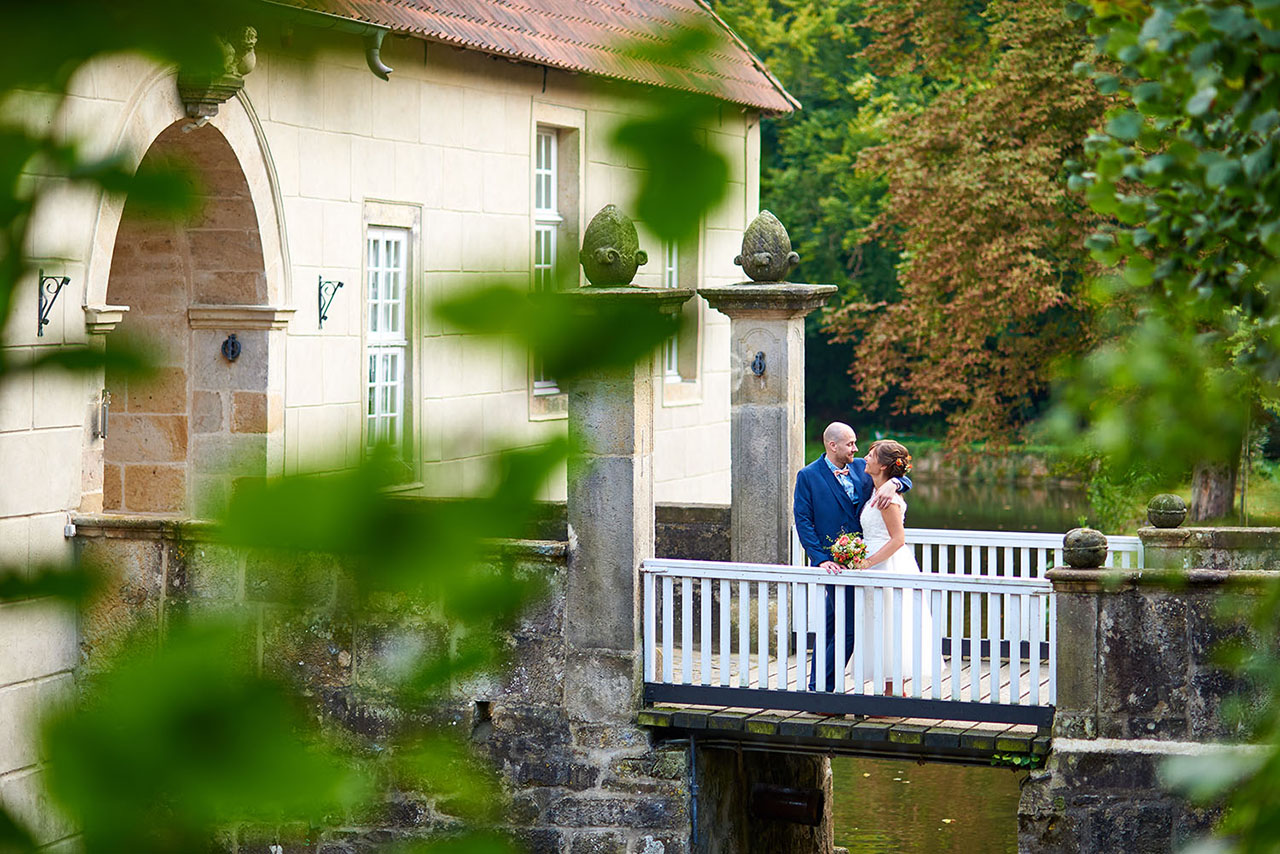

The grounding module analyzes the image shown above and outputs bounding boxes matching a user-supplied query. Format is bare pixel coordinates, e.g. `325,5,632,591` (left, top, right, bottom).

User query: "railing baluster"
853,586,865,694
957,545,966,578
892,586,904,696
1030,593,1042,705
940,544,950,576
701,578,712,686
1009,593,1022,706
644,571,656,683
662,576,674,685
814,582,826,692
911,587,923,698
834,582,846,693
682,577,693,685
936,588,947,701
719,579,730,687
757,580,768,688
872,586,884,694
988,592,1001,704
950,590,963,701
969,590,981,703
738,580,749,687
776,582,789,690
797,585,809,691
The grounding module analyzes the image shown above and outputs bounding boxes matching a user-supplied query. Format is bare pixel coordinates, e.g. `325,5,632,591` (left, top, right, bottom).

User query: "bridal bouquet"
829,532,868,569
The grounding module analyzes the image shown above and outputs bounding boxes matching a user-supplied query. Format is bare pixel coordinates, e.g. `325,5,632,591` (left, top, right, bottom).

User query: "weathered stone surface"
1147,493,1187,528
546,795,686,829
564,649,636,724
244,549,337,605
1140,526,1280,571
1097,591,1189,738
1063,527,1108,568
733,210,799,283
568,830,627,854
579,205,648,286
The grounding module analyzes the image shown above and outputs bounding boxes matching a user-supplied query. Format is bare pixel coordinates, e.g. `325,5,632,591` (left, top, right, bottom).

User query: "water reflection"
831,480,1077,852
906,480,1088,533
832,756,1022,853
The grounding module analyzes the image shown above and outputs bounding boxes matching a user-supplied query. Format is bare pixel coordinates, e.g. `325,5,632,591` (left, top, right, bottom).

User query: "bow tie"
832,468,849,478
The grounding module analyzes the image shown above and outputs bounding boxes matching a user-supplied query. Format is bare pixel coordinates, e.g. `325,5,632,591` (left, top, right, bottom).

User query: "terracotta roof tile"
276,0,798,113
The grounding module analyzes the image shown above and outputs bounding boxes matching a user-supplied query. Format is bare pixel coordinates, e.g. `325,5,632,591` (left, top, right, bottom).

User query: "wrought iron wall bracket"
318,276,344,329
37,269,70,337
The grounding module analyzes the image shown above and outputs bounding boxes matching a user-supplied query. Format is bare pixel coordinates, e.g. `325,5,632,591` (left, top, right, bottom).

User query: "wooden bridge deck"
640,651,1052,765
638,704,1048,767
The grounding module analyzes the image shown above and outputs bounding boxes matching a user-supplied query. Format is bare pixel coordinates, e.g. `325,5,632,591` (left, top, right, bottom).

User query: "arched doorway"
102,121,278,517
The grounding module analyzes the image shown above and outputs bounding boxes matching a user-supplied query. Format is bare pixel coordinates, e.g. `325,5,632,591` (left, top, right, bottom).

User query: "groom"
794,422,909,692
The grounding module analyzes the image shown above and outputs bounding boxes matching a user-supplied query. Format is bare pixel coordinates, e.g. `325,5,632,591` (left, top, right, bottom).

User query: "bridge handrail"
640,554,1057,725
644,557,1050,595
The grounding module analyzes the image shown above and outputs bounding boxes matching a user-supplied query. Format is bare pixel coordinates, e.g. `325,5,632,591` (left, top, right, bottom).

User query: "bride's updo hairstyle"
868,439,913,479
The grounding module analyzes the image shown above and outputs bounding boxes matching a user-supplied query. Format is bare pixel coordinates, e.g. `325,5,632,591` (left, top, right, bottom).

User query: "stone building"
0,3,795,848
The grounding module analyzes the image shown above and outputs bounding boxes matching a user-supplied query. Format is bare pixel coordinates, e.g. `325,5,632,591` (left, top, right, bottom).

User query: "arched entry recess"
86,75,291,517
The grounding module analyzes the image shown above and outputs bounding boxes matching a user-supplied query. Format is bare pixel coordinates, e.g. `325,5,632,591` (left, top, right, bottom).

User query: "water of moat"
830,479,1086,853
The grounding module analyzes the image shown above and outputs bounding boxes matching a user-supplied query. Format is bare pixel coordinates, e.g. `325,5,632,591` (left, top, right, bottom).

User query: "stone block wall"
73,514,692,854
1140,526,1280,573
1018,565,1264,853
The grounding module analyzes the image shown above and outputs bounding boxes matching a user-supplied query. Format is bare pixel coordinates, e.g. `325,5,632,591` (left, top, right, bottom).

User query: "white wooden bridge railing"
642,557,1057,726
787,526,1142,646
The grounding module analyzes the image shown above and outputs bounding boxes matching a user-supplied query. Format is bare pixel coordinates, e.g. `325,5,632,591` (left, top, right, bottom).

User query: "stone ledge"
697,282,837,318
1139,526,1280,550
187,304,295,330
1046,566,1276,592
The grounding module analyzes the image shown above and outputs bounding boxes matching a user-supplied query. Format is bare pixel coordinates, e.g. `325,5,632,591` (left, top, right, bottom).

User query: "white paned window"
662,241,680,380
533,127,563,394
366,226,408,448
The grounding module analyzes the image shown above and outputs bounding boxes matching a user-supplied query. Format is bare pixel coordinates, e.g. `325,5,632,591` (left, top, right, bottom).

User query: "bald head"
823,422,853,445
823,422,858,466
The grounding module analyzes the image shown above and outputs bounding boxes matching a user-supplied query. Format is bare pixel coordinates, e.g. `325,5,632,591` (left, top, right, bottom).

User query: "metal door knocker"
751,351,766,376
221,334,241,362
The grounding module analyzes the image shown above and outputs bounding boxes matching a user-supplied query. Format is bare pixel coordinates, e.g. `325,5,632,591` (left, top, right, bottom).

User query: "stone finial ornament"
579,205,649,287
1063,528,1109,568
1147,493,1188,528
734,210,800,283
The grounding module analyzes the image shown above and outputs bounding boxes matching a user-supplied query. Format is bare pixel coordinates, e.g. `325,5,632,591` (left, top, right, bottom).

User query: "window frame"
528,106,584,421
361,202,423,480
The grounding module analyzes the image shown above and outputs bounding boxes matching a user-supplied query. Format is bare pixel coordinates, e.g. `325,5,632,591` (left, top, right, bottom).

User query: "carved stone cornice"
187,304,294,330
83,304,129,335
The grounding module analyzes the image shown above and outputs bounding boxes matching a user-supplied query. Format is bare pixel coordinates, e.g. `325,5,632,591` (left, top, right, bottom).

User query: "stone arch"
84,70,290,312
100,118,288,517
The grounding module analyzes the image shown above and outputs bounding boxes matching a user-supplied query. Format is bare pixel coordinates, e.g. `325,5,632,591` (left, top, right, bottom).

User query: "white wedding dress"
859,494,933,693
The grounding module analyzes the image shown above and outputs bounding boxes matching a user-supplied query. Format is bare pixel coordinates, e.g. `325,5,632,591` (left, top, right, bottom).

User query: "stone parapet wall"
1019,562,1264,853
1140,526,1280,572
73,513,690,853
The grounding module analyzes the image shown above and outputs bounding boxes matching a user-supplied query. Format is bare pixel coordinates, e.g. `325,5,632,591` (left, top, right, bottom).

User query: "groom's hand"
820,560,842,574
870,479,899,509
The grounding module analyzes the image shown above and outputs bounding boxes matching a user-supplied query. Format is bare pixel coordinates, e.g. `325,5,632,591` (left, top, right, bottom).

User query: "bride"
859,439,932,696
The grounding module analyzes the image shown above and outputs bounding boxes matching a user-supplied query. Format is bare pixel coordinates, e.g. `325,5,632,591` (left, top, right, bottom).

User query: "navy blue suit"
793,455,910,691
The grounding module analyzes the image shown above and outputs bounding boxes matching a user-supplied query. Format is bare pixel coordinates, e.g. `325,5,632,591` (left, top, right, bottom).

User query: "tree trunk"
1189,460,1236,522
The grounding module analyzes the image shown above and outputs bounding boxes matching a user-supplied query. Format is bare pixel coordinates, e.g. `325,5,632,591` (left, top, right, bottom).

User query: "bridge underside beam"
639,705,1050,768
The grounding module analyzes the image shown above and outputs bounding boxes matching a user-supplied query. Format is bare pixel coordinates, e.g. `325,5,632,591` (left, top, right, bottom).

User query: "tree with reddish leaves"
824,0,1111,444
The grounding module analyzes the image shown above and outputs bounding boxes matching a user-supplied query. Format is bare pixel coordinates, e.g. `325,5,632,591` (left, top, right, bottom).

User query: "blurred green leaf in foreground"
0,4,733,853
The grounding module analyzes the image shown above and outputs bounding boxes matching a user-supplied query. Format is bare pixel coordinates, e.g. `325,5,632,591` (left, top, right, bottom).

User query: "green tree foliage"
1051,0,1280,484
1059,3,1280,848
711,0,928,427
0,4,724,852
824,0,1111,444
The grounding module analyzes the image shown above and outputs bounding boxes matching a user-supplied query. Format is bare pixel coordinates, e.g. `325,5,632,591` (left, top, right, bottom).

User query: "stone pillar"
560,286,693,721
1016,532,1263,853
698,284,833,565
